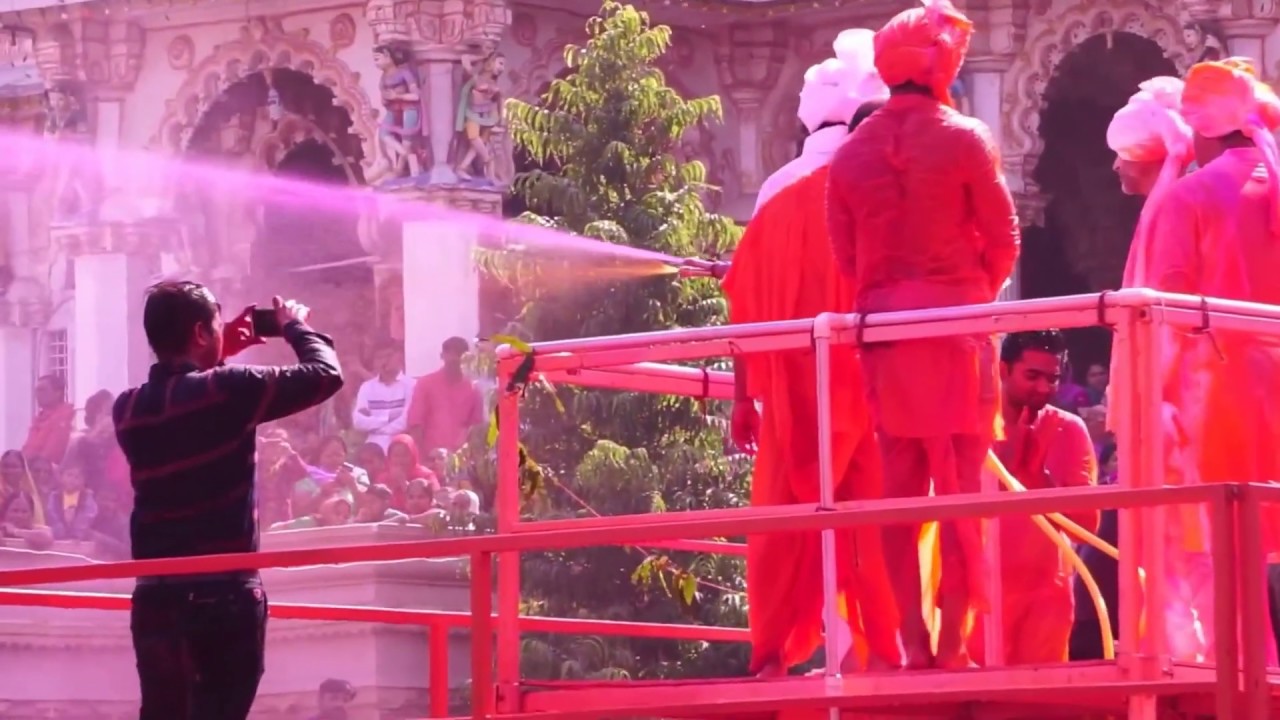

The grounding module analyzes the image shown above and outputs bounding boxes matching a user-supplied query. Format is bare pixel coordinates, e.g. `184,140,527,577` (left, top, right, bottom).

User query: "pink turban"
873,0,973,108
1182,58,1280,231
1109,77,1194,287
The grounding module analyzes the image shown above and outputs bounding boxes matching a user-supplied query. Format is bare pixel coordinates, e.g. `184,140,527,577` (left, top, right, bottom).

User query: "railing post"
812,313,845,700
1210,485,1238,720
496,372,523,711
470,550,495,719
1236,484,1269,719
429,623,450,717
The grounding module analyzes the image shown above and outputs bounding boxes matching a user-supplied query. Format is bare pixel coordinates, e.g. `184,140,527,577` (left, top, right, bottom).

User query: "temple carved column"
964,0,1029,300
364,0,511,373
714,24,787,195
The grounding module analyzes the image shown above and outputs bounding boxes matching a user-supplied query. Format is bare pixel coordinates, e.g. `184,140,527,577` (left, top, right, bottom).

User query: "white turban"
1106,76,1192,163
797,28,890,133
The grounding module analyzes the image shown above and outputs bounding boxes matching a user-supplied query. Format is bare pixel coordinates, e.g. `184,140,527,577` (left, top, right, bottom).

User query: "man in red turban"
826,0,1020,669
724,29,901,676
1141,57,1280,664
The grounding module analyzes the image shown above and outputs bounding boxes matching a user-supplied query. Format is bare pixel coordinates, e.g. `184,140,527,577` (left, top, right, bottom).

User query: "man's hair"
142,281,219,359
1000,329,1068,365
849,100,885,131
442,336,470,355
318,678,355,700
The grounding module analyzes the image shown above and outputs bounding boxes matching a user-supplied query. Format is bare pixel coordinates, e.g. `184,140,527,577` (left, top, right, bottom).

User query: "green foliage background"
477,0,751,680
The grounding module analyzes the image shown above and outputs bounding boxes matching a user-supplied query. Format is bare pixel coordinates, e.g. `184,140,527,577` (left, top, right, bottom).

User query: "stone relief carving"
372,42,426,181
454,43,506,186
329,13,357,52
151,18,378,176
166,34,195,70
43,82,98,225
1002,0,1197,185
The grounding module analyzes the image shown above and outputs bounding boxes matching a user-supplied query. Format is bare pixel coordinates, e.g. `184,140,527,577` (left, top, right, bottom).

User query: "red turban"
1182,58,1280,232
873,0,973,108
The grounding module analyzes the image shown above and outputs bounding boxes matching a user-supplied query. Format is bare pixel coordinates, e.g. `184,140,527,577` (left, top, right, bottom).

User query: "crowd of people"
0,335,492,558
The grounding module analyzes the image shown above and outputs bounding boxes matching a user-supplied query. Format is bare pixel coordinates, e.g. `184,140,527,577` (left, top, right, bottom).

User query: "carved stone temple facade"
0,0,1278,714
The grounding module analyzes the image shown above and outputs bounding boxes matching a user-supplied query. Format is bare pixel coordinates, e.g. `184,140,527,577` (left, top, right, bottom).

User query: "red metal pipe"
1209,491,1238,720
470,551,494,719
430,625,450,717
0,484,1229,588
0,588,750,642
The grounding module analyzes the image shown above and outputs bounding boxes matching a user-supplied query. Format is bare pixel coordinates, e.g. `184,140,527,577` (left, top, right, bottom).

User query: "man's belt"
135,570,259,586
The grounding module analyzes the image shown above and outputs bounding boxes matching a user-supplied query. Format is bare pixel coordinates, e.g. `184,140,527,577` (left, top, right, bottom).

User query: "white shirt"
752,125,850,215
351,373,415,450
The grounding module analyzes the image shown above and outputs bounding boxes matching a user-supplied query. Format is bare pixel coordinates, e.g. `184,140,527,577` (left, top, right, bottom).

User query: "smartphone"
251,307,283,338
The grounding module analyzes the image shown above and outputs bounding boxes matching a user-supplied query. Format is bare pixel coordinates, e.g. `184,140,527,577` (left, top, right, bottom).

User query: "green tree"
492,0,749,681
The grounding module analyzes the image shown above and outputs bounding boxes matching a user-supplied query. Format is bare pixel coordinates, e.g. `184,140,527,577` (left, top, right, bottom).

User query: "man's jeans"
131,574,267,720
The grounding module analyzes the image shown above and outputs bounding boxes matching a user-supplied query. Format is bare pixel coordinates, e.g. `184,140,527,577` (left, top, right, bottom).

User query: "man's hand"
273,295,310,327
730,400,760,455
335,464,358,489
221,305,265,361
1003,407,1036,473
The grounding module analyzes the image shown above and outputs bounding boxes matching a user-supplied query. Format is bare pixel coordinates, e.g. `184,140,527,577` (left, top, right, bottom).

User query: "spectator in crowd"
64,389,128,495
407,337,484,453
270,491,354,531
310,678,356,720
449,489,481,531
87,481,130,559
0,491,53,550
357,484,407,523
388,478,450,528
378,435,438,506
423,447,449,484
1053,358,1090,415
44,459,97,541
0,449,45,525
355,442,387,482
1083,362,1109,406
305,436,370,493
21,373,74,466
27,455,55,495
256,429,312,526
351,340,414,451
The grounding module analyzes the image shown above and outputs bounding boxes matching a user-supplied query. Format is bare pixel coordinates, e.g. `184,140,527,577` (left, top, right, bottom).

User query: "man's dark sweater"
113,321,343,563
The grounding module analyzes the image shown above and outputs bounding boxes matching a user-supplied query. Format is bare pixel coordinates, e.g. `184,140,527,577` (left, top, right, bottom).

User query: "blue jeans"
131,574,267,720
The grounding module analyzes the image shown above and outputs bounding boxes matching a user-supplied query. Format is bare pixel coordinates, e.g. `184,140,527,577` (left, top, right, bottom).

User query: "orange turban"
873,0,974,108
1182,58,1280,232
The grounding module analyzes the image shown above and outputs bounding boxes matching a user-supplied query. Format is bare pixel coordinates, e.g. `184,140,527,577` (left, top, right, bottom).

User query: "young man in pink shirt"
406,337,484,453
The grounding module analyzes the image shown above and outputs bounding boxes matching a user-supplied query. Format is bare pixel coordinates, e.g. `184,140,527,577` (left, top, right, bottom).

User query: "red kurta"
723,166,899,672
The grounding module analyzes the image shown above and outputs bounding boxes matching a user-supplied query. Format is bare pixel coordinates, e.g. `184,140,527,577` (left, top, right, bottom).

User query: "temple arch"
150,18,378,175
1004,0,1197,163
1022,31,1176,370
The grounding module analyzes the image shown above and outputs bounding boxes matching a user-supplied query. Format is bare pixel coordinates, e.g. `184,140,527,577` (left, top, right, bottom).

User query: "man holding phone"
113,282,343,720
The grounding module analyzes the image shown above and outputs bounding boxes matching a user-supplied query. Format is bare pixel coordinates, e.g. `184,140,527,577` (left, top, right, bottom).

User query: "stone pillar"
393,187,495,376
0,319,39,451
714,25,787,195
51,221,174,407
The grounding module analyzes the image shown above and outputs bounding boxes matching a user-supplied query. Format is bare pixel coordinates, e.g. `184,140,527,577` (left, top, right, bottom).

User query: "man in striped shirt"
114,281,343,720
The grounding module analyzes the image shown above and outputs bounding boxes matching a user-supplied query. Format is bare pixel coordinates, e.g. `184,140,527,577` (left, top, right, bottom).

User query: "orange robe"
723,166,899,672
1145,147,1280,550
970,406,1097,665
827,92,1019,659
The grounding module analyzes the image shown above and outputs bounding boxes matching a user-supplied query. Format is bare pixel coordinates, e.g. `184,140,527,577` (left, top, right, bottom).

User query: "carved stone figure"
373,43,424,180
1182,21,1226,62
454,45,506,186
43,83,97,224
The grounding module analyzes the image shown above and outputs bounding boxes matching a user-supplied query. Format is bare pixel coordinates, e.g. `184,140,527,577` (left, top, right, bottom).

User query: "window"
44,329,68,383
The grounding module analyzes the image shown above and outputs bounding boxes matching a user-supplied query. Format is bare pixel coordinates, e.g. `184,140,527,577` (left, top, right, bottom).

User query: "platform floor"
516,661,1280,719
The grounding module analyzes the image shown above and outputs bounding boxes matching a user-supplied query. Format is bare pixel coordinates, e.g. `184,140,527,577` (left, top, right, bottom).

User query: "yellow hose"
984,450,1117,661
